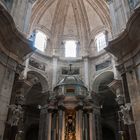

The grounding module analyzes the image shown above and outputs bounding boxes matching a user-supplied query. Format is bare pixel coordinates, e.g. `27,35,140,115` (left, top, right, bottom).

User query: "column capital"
58,102,65,110
16,64,25,74
82,56,89,60
116,64,125,74
47,104,57,112
75,101,83,110
83,106,93,113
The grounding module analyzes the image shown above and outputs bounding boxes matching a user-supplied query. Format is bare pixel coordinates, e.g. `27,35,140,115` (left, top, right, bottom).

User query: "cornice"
0,4,36,64
105,7,140,60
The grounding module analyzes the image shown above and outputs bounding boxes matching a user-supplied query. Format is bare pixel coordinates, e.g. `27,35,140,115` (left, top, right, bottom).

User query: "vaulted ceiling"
30,0,111,51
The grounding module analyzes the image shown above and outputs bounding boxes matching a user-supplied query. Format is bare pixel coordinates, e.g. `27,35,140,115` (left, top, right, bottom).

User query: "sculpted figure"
8,105,23,126
120,104,132,125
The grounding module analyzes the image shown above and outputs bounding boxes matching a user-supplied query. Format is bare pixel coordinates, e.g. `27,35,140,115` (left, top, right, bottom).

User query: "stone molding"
105,7,140,61
0,4,35,64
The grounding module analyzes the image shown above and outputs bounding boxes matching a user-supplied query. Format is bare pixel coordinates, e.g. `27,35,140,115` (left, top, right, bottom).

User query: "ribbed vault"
30,0,111,54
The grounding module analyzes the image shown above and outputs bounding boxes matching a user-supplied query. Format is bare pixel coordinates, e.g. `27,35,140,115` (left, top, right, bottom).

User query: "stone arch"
101,124,116,140
90,25,109,40
27,70,49,93
92,71,114,93
88,25,111,51
25,124,39,140
31,25,51,39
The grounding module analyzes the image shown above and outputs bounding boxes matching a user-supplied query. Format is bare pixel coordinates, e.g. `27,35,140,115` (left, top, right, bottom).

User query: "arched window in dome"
34,30,47,52
95,32,107,52
65,40,77,57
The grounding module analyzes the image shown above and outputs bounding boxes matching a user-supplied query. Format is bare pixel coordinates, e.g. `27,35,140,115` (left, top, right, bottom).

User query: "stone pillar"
76,111,79,140
76,109,83,140
58,109,64,140
47,111,52,140
23,0,36,33
84,112,89,140
126,67,140,140
38,106,52,140
62,111,65,140
116,64,137,140
93,109,102,140
52,57,58,89
84,57,89,89
120,0,128,22
22,59,29,79
0,53,18,139
51,112,57,140
38,107,47,140
107,0,118,36
79,110,83,140
89,112,96,140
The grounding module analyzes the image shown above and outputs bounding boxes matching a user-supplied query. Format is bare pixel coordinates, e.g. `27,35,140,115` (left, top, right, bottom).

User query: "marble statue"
8,104,23,126
120,104,133,125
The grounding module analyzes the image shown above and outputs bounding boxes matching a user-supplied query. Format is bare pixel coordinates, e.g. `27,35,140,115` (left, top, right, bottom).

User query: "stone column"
47,111,52,140
117,64,137,140
38,106,52,140
76,111,79,140
0,54,17,139
22,59,29,79
52,56,58,89
80,110,83,140
84,57,89,89
93,109,102,140
51,112,57,140
38,107,48,140
84,112,89,140
62,111,65,140
89,112,96,140
58,109,64,140
76,109,83,140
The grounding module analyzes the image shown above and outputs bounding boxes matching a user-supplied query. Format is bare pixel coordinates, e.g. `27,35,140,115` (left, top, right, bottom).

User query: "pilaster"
52,56,58,89
83,56,89,89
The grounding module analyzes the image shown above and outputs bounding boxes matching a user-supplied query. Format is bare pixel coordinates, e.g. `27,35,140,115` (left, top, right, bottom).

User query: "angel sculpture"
8,104,24,126
120,104,133,125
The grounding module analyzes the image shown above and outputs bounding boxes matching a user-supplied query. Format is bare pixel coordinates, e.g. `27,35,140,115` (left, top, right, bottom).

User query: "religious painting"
65,110,76,140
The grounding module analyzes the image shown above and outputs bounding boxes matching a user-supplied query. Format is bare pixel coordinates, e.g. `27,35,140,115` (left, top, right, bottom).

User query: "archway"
23,71,49,140
26,124,39,140
27,70,49,93
92,71,119,140
102,125,115,140
92,71,114,93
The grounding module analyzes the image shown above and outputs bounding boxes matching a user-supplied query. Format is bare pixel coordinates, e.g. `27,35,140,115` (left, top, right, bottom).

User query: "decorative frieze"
95,59,112,71
119,103,134,125
29,57,46,71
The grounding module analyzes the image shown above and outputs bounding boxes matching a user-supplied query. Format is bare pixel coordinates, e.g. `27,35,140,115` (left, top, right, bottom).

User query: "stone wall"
24,50,114,93
0,50,17,139
107,0,140,38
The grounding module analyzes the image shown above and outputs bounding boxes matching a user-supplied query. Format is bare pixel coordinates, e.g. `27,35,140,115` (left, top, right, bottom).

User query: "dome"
54,75,88,96
30,0,111,56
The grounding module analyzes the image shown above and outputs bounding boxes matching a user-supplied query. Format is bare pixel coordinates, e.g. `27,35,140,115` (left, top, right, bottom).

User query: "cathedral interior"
0,0,140,140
